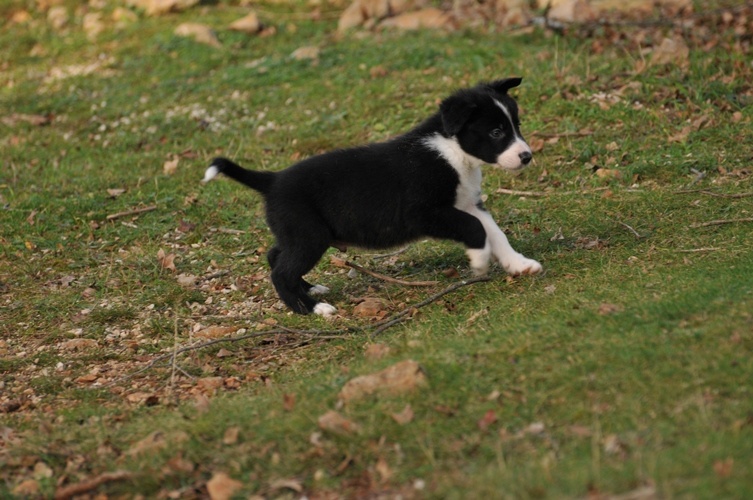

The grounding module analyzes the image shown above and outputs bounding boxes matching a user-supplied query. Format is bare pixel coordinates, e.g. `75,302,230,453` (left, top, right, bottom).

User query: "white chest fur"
422,134,484,211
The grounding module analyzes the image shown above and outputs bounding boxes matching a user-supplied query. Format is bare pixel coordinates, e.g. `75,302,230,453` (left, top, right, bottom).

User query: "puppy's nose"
519,151,532,165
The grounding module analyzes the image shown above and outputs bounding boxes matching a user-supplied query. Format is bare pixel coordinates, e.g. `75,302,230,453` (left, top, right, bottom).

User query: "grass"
2,0,753,497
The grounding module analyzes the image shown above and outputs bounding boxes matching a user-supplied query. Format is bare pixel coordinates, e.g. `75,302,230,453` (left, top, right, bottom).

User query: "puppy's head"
440,78,533,171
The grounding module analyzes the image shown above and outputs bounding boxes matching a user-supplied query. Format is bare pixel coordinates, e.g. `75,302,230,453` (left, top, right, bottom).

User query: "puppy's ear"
440,94,477,136
488,77,523,94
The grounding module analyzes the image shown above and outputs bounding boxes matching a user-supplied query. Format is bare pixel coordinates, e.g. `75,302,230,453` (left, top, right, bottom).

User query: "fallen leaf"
126,431,166,456
194,326,239,339
206,472,243,500
83,12,105,40
222,426,240,445
269,478,303,493
283,393,296,412
107,188,126,198
353,297,388,318
651,36,690,69
713,458,734,478
477,409,498,431
595,168,623,180
12,479,39,496
290,46,320,61
375,457,392,482
598,303,623,315
229,11,261,34
318,410,361,435
60,338,98,351
339,359,427,402
26,210,37,226
364,343,391,360
379,8,453,30
33,461,53,479
390,404,414,425
174,23,221,48
157,248,176,272
130,0,201,17
163,156,179,175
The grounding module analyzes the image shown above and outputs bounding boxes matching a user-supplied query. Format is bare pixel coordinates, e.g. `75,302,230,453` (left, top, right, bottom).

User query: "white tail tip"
202,165,219,183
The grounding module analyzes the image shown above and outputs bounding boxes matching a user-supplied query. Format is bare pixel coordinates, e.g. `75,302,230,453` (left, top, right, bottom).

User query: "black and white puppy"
203,78,542,316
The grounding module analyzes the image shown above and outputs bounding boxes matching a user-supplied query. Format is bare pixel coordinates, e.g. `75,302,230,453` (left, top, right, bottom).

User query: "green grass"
2,0,753,497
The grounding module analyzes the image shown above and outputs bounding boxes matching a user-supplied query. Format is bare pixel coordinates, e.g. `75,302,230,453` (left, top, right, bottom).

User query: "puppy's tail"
202,157,276,195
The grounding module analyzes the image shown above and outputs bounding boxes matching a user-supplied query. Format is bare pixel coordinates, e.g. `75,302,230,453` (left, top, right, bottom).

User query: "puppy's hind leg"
268,245,330,298
269,242,335,316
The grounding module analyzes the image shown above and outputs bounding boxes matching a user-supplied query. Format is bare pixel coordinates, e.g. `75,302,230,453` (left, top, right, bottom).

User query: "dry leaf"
206,472,243,500
339,359,427,402
195,326,239,339
713,458,734,478
269,478,303,493
595,168,623,180
651,36,690,69
379,8,453,30
290,46,320,61
364,343,391,360
107,188,126,198
283,393,296,412
229,11,261,34
390,404,414,425
477,409,498,431
12,479,39,496
163,156,179,175
318,410,361,435
59,338,97,351
128,0,200,16
157,248,177,272
375,457,392,482
222,426,240,445
126,431,165,456
174,23,221,48
353,297,388,318
598,303,623,315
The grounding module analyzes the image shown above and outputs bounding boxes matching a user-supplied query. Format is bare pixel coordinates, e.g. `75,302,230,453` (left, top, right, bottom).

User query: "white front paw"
502,256,542,276
313,302,337,317
467,244,491,276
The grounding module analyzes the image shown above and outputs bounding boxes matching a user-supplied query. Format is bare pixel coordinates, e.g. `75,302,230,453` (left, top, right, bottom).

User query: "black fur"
205,78,538,315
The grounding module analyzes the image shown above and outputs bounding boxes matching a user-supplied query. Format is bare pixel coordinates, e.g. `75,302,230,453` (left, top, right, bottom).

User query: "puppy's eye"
490,128,504,139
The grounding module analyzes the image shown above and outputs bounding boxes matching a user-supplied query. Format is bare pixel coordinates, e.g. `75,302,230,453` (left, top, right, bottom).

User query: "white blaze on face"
493,99,533,171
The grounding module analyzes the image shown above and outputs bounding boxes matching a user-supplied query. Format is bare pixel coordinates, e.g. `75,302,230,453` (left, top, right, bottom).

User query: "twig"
332,257,438,287
103,328,351,387
676,247,721,253
105,205,157,221
368,246,410,260
370,275,492,337
532,131,594,139
676,189,753,199
691,218,753,228
54,471,133,500
615,220,642,239
495,187,610,197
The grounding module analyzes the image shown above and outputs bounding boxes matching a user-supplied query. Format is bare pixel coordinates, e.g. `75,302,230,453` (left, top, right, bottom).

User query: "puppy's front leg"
472,208,542,276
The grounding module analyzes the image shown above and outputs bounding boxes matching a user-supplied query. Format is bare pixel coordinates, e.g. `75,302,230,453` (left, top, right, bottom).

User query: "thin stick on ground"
676,189,753,199
105,205,157,221
370,275,492,337
109,274,496,383
332,257,438,286
54,471,133,500
690,218,753,228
